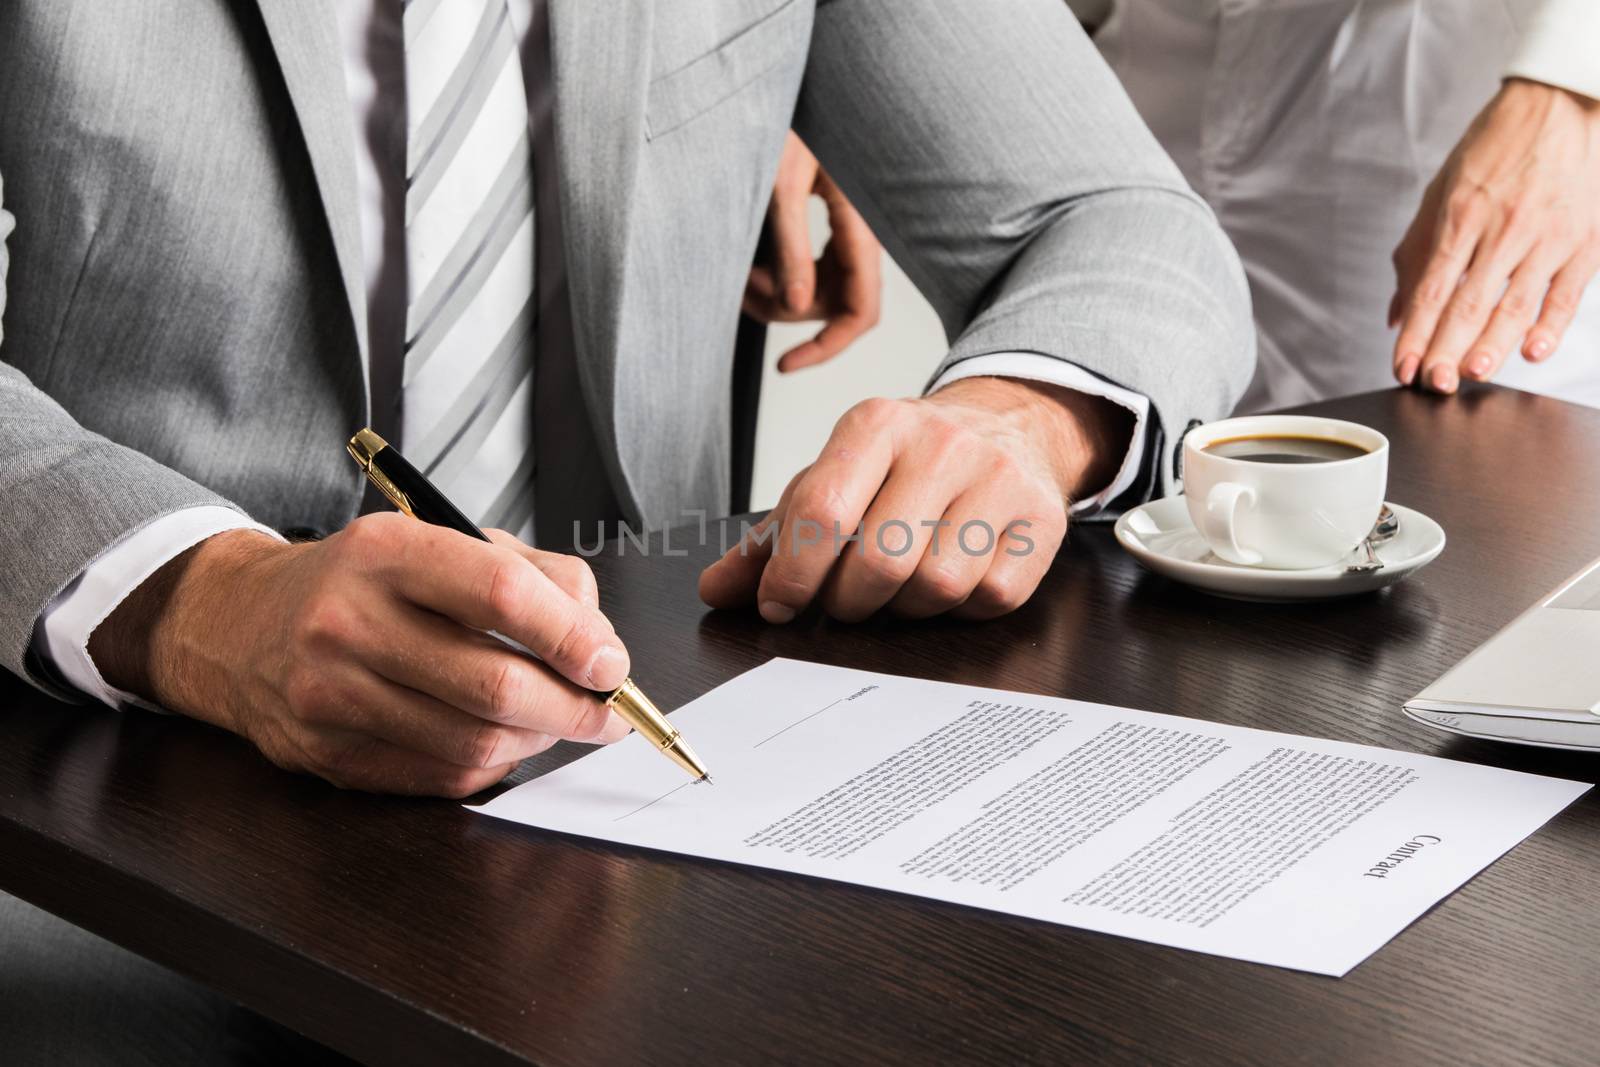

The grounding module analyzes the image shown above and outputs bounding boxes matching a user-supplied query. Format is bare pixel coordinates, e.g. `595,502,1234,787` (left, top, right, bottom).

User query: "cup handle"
1199,482,1261,565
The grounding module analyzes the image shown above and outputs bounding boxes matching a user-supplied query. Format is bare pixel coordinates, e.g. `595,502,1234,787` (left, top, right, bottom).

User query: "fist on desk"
699,377,1130,623
89,515,634,797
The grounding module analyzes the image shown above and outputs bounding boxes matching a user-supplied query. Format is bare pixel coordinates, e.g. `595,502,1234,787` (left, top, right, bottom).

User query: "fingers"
356,519,628,691
709,389,1072,626
776,174,883,373
881,473,1064,622
485,529,599,609
1457,251,1559,381
819,436,978,621
879,497,997,620
1415,211,1539,392
698,470,801,610
332,602,627,742
1389,218,1432,378
952,517,1062,621
1392,188,1489,388
753,400,899,622
263,726,518,800
1526,243,1600,361
298,663,562,770
769,133,820,316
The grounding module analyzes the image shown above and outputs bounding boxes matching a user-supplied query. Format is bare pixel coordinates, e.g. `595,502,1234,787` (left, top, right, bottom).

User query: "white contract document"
474,659,1589,975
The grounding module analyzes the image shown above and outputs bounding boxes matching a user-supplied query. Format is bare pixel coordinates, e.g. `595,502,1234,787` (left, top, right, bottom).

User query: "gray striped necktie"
401,0,538,539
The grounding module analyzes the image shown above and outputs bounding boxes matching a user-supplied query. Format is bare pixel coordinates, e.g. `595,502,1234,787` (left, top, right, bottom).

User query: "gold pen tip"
699,775,713,785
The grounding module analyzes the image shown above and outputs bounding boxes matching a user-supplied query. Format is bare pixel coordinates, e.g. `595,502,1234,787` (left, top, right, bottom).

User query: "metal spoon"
1346,505,1399,574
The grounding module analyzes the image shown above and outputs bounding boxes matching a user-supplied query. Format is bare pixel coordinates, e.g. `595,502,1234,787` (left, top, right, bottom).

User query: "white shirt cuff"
33,506,284,711
928,352,1151,516
1505,0,1600,102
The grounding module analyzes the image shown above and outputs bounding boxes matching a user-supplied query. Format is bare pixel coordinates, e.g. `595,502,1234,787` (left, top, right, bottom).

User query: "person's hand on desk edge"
1391,78,1600,394
699,376,1133,623
86,516,634,798
741,132,883,373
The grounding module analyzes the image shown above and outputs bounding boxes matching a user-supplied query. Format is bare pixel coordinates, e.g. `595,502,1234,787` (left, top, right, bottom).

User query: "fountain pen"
346,428,710,781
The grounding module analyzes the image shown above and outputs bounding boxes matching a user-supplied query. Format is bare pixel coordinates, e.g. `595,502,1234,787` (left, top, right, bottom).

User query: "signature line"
754,699,842,749
614,781,693,822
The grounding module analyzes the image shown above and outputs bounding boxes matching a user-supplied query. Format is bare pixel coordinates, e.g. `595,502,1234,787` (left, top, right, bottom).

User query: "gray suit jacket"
0,0,1253,690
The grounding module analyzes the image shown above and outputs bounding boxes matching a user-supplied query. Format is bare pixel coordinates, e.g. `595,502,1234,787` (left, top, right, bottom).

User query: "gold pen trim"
608,678,710,781
347,428,415,517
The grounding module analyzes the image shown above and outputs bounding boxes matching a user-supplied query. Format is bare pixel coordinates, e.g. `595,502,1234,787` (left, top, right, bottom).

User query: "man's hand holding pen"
88,514,634,798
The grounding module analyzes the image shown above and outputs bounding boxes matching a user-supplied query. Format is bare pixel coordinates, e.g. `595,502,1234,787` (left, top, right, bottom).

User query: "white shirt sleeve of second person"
33,506,285,711
928,352,1151,517
1506,0,1600,102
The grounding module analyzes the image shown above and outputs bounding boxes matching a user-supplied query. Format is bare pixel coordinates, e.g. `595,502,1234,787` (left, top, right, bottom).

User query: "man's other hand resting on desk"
700,377,1131,623
87,516,632,798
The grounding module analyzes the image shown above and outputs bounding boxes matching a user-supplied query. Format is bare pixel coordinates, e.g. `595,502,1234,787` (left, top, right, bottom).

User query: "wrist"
88,528,293,730
926,376,1133,505
1501,77,1600,120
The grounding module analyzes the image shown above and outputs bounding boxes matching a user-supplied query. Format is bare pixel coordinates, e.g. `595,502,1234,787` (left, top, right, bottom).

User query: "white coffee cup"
1182,415,1388,569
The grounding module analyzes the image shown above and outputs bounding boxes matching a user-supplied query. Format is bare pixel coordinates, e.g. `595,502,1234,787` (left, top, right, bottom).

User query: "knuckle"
859,546,917,588
985,449,1022,482
440,768,493,800
337,512,403,556
1444,188,1483,226
1499,288,1536,320
1448,288,1486,321
306,734,361,780
548,612,598,671
919,562,973,608
482,557,534,623
760,563,818,603
789,483,851,532
1545,287,1581,316
1413,279,1447,309
463,722,511,769
296,594,356,652
844,396,899,433
973,572,1027,615
564,555,597,590
560,699,608,742
481,659,529,723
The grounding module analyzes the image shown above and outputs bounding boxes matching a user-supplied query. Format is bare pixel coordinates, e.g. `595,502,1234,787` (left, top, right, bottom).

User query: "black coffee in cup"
1203,434,1370,465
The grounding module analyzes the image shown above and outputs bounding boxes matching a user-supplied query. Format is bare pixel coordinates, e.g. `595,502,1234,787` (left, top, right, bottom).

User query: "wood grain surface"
3,385,1598,1066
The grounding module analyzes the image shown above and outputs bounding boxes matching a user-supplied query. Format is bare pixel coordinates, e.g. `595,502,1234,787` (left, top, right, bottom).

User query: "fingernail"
585,644,629,690
1528,337,1552,360
598,710,632,745
1468,353,1492,378
759,600,796,624
784,283,807,312
1397,355,1419,386
1430,364,1457,392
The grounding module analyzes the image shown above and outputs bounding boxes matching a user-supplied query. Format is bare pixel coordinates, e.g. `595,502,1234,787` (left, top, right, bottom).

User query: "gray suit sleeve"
0,169,236,691
793,0,1255,499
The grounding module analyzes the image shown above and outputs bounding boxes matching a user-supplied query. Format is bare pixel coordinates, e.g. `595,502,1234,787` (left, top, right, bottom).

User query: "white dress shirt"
1506,0,1600,102
36,0,1151,709
1087,0,1600,413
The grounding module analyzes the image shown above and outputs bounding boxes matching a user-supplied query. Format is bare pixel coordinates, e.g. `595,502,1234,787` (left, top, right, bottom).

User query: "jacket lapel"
549,0,655,519
254,1,369,399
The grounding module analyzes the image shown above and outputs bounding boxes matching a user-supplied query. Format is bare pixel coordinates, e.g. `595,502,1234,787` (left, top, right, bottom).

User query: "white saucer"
1114,497,1445,602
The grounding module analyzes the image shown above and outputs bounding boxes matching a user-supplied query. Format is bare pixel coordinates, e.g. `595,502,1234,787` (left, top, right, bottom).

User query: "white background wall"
749,201,946,509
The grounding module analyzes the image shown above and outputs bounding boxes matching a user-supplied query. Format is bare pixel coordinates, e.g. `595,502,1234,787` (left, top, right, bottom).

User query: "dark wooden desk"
4,386,1599,1066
